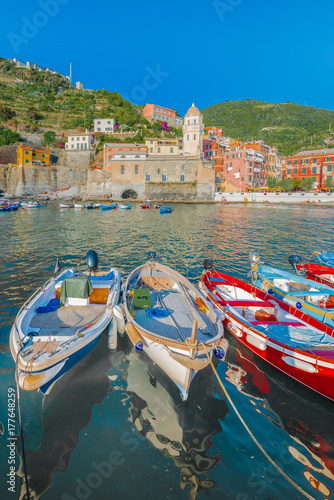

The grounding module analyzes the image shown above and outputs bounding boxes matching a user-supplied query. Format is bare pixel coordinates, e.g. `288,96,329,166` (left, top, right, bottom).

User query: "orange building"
0,143,51,166
142,104,182,127
285,149,334,189
103,143,147,171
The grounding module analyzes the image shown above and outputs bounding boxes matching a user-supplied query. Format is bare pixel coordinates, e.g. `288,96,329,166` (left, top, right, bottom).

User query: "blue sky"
1,0,334,115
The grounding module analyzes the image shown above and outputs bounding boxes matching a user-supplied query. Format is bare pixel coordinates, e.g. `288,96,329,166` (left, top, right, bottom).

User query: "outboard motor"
249,252,263,266
288,255,303,273
87,250,98,275
147,251,157,263
203,259,214,271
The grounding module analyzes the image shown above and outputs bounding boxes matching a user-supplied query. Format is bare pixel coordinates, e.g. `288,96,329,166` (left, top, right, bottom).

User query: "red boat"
141,205,151,209
288,255,334,289
199,260,334,402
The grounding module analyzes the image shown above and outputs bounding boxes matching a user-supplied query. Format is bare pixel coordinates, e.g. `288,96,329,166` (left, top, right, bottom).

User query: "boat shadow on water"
118,342,229,499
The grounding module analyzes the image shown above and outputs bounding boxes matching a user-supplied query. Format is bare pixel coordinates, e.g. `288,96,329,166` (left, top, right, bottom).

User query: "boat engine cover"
87,250,98,271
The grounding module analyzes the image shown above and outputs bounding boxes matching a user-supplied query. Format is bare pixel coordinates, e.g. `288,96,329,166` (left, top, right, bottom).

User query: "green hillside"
0,57,181,148
202,99,334,155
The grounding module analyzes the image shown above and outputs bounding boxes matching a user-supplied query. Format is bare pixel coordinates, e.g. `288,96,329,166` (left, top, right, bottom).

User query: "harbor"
1,203,333,499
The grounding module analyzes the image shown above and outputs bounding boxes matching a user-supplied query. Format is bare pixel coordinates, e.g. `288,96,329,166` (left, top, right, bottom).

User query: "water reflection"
120,349,228,499
226,339,334,498
17,337,113,499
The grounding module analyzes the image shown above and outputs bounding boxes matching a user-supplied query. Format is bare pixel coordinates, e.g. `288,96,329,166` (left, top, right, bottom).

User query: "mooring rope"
15,346,31,500
200,342,315,500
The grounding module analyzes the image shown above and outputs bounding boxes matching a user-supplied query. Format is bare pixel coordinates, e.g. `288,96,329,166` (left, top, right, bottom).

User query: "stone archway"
121,189,138,200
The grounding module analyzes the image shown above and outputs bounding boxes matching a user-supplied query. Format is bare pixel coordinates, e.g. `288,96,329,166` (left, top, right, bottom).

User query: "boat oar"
179,283,207,330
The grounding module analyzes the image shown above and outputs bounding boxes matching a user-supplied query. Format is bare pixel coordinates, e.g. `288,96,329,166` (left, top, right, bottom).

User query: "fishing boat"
120,204,131,210
288,255,334,289
74,203,84,208
141,205,151,209
59,203,74,208
122,252,227,400
101,203,117,210
249,254,334,328
10,251,121,394
200,259,334,401
160,207,172,214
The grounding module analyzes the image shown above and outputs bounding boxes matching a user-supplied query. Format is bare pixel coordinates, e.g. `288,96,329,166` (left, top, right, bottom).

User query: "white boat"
59,203,74,208
119,204,132,210
74,203,84,209
10,251,121,394
123,252,228,400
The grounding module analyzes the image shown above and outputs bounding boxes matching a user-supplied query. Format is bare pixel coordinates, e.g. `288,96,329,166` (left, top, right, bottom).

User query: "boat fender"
107,317,118,350
214,347,226,359
126,322,146,351
295,302,302,309
282,356,318,373
113,305,126,334
246,334,267,351
227,321,242,338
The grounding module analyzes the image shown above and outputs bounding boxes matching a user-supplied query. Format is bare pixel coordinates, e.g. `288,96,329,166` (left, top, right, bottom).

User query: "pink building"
142,104,183,128
220,148,265,191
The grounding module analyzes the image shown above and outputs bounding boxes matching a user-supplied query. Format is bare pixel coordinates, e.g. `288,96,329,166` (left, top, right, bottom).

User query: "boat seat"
208,278,230,285
251,320,305,326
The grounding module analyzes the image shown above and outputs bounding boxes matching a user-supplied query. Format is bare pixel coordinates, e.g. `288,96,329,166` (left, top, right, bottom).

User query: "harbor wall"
214,191,334,204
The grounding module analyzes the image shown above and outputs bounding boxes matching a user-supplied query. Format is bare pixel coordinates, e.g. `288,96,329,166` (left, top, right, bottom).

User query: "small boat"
74,203,84,209
86,203,99,210
160,207,172,214
250,254,334,328
200,259,334,401
101,204,118,210
288,255,334,289
59,203,74,208
314,251,334,266
27,202,48,208
0,203,20,212
141,205,151,209
123,252,227,400
120,205,131,210
10,251,121,394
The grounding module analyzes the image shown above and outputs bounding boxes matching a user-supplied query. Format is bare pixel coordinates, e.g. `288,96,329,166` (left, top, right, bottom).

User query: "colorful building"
142,104,182,128
0,143,51,166
285,149,334,189
94,118,116,133
103,143,148,171
183,103,204,157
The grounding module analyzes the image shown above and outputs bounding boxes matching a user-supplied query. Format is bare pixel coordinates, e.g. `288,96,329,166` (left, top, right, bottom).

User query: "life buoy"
255,309,277,321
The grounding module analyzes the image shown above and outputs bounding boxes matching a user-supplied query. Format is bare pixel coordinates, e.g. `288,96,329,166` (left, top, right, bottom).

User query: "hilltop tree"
0,105,15,122
43,131,56,145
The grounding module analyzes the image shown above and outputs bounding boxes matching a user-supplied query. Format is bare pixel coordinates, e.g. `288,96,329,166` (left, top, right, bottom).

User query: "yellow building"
145,138,182,155
16,144,51,166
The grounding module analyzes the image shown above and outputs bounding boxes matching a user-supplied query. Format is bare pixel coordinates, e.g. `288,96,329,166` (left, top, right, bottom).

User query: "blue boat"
27,202,48,208
250,253,334,328
0,203,19,212
101,204,118,210
160,207,172,214
10,251,122,394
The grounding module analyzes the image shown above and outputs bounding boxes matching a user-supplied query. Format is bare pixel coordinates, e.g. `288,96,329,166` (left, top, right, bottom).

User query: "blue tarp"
36,298,60,314
146,307,170,318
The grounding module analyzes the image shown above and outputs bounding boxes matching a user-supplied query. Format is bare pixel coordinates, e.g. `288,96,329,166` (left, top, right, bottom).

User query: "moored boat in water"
122,252,227,400
288,255,334,289
10,251,121,394
250,254,334,328
200,259,334,401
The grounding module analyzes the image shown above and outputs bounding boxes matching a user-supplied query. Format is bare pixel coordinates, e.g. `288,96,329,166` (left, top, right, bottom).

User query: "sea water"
0,202,333,500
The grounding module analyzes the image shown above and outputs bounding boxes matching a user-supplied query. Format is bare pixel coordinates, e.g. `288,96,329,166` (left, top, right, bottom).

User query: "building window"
109,155,112,161
157,147,161,153
194,119,196,124
294,168,297,174
25,151,29,155
157,168,160,174
288,169,291,175
249,175,252,181
326,157,330,161
135,165,138,174
146,173,150,181
162,174,167,181
84,143,87,149
82,137,86,141
294,160,297,165
170,147,173,153
107,121,111,124
71,144,74,148
81,144,83,149
180,174,185,181
25,159,29,163
121,165,125,174
232,154,235,159
97,121,101,124
313,158,317,164
312,167,317,174
150,148,153,153
71,137,74,141
187,135,189,141
328,164,333,172
32,153,35,156
194,134,196,140
302,167,306,174
77,144,79,149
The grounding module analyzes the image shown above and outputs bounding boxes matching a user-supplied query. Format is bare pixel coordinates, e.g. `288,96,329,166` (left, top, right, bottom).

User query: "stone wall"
58,150,91,169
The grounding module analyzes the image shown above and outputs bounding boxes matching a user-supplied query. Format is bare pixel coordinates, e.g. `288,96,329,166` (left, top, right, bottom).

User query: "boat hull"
200,271,334,401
